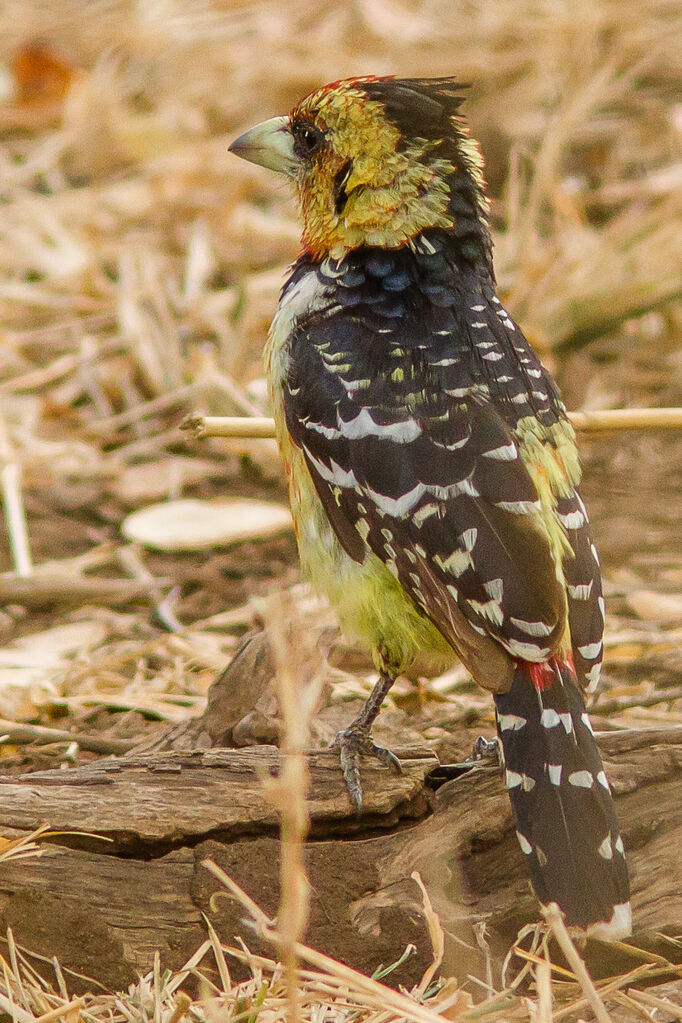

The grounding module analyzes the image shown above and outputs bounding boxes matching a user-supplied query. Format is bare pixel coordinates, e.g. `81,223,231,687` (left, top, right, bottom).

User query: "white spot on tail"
547,764,562,785
516,831,532,854
413,502,440,527
578,640,603,659
435,548,473,578
584,662,601,692
506,770,535,791
586,902,632,940
339,408,422,443
568,770,594,788
541,709,573,733
557,509,586,529
365,483,424,517
305,450,358,489
467,597,504,626
498,713,527,732
598,835,613,860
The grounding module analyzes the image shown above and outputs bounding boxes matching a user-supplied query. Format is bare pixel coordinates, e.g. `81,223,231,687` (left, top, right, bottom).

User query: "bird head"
229,76,490,262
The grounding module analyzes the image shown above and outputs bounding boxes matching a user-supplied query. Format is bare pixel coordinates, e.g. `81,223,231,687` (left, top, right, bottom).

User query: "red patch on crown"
316,74,390,96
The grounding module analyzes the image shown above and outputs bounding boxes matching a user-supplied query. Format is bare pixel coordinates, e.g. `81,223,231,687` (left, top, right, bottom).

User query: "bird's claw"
473,735,503,768
331,723,402,814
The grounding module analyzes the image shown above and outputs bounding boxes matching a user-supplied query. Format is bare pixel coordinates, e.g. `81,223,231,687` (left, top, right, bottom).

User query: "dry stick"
0,573,161,609
262,595,326,1023
32,998,86,1023
0,718,135,755
569,407,682,432
0,414,32,577
181,407,682,441
551,964,656,1022
167,993,192,1023
542,903,612,1023
535,956,553,1023
626,987,682,1019
181,414,277,439
412,872,446,996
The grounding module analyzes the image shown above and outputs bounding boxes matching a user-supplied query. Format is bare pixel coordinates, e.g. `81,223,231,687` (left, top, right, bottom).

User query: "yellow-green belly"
282,435,454,676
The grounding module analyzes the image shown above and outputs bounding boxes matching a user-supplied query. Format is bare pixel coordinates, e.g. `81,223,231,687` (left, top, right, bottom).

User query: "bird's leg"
331,672,402,813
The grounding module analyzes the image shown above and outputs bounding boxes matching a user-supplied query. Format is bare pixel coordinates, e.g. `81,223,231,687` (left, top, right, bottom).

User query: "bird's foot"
473,735,504,769
331,722,402,814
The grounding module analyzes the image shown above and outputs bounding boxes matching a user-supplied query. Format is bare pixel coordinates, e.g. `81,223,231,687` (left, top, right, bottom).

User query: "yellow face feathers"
230,76,490,261
291,83,457,259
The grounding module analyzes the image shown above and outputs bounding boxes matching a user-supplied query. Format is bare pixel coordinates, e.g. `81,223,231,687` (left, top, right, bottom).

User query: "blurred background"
0,0,680,755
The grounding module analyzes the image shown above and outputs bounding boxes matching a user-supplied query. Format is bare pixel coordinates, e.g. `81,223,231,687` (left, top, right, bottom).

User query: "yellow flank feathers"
513,415,582,631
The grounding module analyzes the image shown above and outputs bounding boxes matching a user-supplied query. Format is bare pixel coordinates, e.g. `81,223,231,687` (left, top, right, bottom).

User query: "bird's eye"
292,121,325,158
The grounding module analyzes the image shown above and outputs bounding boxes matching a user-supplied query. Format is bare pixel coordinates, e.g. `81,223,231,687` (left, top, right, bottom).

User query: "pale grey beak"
228,115,298,176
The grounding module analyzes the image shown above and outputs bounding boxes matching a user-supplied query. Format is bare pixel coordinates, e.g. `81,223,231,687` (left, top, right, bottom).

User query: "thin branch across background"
181,407,682,441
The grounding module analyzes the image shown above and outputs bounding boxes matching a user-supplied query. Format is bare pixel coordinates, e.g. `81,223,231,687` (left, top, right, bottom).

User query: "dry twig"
0,717,135,755
542,903,612,1023
182,407,682,443
260,595,325,1023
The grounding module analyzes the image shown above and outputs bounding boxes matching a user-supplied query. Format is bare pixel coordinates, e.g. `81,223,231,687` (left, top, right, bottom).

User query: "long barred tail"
494,658,631,938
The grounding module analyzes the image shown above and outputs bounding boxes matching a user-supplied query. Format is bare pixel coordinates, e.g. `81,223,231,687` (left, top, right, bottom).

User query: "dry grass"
0,0,680,1018
0,870,680,1023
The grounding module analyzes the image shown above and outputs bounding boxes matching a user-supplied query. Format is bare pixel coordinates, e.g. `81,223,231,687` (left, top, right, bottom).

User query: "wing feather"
285,314,566,665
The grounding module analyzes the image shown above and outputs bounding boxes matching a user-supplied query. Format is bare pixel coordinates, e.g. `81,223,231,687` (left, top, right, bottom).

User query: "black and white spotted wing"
282,239,574,668
556,492,605,692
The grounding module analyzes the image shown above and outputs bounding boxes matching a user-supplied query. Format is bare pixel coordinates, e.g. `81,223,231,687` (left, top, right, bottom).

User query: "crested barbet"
229,76,631,938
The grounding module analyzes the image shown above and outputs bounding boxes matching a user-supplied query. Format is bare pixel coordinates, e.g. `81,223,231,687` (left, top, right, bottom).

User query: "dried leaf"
12,42,75,106
0,621,107,671
122,498,292,551
0,620,108,718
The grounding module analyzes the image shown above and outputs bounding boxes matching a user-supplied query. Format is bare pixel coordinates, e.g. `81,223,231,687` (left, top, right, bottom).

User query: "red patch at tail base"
525,651,575,690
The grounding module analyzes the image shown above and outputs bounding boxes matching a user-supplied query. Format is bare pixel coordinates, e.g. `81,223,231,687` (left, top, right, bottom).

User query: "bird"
229,75,631,939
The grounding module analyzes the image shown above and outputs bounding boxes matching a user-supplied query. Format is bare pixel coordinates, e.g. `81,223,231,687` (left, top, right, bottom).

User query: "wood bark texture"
0,726,679,992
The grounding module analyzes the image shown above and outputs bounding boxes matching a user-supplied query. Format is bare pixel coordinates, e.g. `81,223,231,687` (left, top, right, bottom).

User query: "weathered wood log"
0,728,679,993
130,630,280,752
